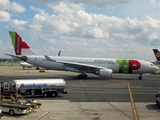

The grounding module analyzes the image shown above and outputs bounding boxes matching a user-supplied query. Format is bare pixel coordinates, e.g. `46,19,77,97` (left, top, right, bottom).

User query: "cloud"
0,40,3,45
0,0,10,21
48,2,83,13
0,0,25,22
0,0,25,12
9,2,25,13
47,39,55,44
151,0,160,6
0,11,10,21
30,6,46,15
7,19,27,30
6,2,160,58
0,0,10,10
8,2,160,43
67,0,133,7
34,0,133,8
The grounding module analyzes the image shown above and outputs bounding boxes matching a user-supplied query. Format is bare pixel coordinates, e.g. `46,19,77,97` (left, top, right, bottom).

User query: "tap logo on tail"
9,31,37,55
9,31,30,55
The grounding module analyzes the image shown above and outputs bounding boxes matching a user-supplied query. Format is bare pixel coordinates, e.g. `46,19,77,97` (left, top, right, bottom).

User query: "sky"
1,0,160,61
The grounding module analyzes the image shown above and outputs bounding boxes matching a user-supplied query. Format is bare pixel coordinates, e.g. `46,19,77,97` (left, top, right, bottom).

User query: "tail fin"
153,49,160,61
9,31,37,55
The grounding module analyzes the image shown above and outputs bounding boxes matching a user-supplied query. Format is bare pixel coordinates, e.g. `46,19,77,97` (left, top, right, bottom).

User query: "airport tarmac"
0,65,160,120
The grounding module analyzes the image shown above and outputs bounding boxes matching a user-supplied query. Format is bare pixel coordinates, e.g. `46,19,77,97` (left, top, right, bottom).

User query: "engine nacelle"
95,68,113,78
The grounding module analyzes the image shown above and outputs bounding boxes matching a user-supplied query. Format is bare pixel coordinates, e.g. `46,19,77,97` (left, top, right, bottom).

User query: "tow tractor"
0,94,42,115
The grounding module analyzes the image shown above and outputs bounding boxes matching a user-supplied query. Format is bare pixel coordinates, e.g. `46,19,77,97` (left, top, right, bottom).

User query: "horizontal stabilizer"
4,54,27,61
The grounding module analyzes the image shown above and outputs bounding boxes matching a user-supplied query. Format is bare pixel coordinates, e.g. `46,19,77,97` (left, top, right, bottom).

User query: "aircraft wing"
45,55,105,72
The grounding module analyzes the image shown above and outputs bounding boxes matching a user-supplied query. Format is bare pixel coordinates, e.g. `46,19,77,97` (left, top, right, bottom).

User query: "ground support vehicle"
0,94,41,115
1,79,67,97
25,99,41,109
0,96,31,115
0,103,31,115
0,109,3,118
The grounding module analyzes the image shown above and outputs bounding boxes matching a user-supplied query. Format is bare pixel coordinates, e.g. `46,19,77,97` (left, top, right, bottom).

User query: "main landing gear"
36,67,40,70
138,74,142,80
77,73,88,79
23,66,25,70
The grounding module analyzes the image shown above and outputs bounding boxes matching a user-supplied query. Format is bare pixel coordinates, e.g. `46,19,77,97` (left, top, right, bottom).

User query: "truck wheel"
52,92,57,97
52,93,55,97
43,93,48,97
55,93,58,97
9,109,14,115
156,100,159,105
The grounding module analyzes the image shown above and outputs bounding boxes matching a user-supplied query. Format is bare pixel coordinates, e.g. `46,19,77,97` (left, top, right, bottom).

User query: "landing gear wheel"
52,92,57,97
138,74,142,80
138,76,142,80
156,100,159,105
36,67,40,70
84,74,87,79
9,109,14,115
43,93,48,97
77,74,81,79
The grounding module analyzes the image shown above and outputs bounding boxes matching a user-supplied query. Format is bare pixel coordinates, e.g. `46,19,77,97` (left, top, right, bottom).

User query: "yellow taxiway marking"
127,82,139,120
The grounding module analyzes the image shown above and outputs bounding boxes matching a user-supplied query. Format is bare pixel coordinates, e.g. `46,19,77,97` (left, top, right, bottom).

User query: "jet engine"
95,68,113,78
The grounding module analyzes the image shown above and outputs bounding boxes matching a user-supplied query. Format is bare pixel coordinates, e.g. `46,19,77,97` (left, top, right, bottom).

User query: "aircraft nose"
155,66,159,71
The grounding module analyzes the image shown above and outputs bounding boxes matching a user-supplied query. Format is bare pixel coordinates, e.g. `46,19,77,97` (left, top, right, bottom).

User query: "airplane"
152,49,160,64
5,31,158,80
20,61,39,70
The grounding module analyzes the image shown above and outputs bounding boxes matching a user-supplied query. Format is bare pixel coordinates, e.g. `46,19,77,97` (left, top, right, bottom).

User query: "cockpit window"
150,64,154,66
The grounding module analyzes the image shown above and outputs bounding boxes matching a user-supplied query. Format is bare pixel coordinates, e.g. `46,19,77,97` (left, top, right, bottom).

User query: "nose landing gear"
138,74,142,80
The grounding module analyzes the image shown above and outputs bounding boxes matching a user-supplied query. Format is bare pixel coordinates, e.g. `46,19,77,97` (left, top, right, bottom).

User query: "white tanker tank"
1,79,67,97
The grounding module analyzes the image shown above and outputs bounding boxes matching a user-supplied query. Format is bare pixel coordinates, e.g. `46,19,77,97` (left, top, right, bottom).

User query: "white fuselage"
24,55,158,74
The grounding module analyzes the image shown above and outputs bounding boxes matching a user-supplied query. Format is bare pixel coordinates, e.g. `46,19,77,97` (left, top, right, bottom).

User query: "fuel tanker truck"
1,79,67,97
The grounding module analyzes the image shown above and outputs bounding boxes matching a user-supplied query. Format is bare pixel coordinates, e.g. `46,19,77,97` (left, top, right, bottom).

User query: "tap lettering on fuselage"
94,60,115,64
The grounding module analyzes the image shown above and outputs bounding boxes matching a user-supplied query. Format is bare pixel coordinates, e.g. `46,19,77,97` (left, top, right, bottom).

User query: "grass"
0,62,20,66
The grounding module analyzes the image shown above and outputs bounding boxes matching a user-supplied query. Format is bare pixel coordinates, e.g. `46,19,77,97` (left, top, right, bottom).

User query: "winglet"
44,55,56,62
